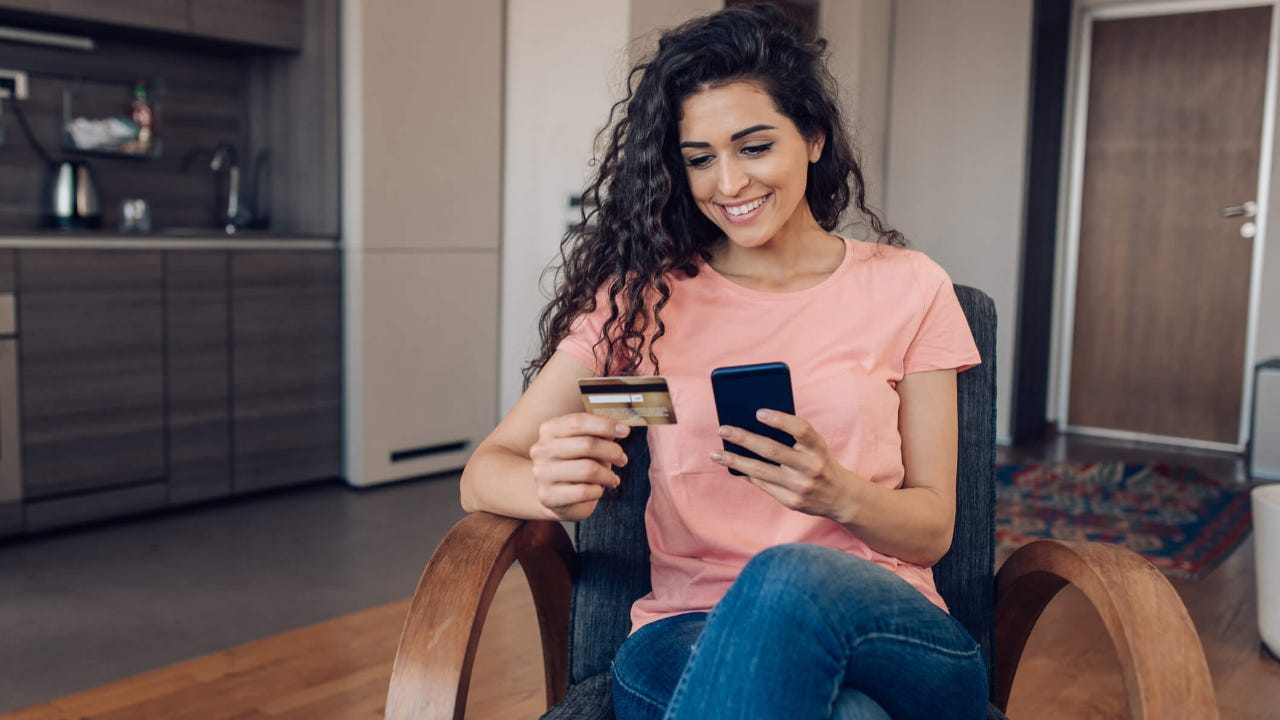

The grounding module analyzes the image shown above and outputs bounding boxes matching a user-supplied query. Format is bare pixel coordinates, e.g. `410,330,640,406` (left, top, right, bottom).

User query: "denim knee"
741,543,863,589
733,543,913,627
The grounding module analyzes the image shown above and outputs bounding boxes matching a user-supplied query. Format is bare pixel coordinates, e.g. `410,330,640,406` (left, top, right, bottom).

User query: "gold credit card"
578,375,678,426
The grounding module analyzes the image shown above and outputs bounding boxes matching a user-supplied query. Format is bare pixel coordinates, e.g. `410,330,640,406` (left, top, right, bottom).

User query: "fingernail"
710,451,724,463
756,409,771,420
615,424,630,436
718,426,732,438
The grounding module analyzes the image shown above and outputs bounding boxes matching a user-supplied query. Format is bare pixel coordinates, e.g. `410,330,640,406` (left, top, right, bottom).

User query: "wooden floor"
0,566,548,720
5,433,1279,719
5,535,1278,720
1000,536,1280,720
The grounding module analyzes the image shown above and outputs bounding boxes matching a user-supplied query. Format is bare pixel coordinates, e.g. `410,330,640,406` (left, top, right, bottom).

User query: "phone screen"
710,362,796,477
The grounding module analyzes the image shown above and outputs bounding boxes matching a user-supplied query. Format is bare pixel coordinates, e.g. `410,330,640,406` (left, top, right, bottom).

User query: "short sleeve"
902,258,982,375
555,285,613,375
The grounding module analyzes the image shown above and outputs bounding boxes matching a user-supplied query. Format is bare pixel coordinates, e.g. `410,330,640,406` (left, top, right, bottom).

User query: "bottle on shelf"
123,80,152,155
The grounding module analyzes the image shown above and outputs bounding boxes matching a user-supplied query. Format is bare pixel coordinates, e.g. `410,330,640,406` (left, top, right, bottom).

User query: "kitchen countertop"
0,230,340,250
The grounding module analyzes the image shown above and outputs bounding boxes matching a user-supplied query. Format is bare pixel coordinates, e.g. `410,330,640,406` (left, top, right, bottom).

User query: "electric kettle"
45,160,101,230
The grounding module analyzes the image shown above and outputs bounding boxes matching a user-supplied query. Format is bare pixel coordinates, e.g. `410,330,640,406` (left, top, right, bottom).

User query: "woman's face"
677,80,824,250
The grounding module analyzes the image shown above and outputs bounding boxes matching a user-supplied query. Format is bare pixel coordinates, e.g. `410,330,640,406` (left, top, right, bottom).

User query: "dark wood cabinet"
230,250,341,493
9,246,340,533
0,250,14,291
0,503,20,538
1,0,306,50
17,250,166,502
0,0,51,13
0,250,17,537
46,0,190,33
189,0,303,50
166,251,232,505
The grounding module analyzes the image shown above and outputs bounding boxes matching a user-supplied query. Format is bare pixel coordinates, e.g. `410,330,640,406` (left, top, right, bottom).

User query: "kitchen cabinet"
0,0,50,13
0,504,19,538
189,0,303,51
0,250,17,538
6,246,340,534
45,0,189,33
0,0,306,51
230,250,341,493
17,251,166,508
166,251,232,505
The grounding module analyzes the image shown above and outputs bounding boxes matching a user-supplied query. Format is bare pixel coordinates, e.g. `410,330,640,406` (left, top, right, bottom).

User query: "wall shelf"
61,137,163,161
60,83,162,160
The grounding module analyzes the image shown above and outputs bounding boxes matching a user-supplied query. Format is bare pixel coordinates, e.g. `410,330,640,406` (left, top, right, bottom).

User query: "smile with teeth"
719,194,770,220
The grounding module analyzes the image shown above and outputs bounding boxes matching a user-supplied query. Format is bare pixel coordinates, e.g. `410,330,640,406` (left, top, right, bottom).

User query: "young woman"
460,5,989,719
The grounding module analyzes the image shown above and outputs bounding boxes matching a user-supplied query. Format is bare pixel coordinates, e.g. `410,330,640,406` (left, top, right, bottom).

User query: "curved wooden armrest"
384,512,575,720
992,540,1217,719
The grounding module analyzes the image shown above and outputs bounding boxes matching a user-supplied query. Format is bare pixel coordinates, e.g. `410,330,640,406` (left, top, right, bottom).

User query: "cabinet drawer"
230,249,341,492
18,250,165,499
166,251,231,505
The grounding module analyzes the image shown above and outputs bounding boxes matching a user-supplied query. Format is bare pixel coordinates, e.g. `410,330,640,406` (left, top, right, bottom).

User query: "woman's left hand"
711,409,860,523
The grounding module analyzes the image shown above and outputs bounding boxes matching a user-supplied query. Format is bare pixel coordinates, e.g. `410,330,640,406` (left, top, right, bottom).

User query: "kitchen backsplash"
0,35,255,233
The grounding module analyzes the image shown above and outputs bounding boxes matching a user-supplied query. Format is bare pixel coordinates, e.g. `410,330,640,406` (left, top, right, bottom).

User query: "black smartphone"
710,362,796,477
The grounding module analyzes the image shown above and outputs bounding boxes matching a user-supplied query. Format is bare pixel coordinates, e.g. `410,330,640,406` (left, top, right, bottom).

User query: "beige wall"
501,0,744,414
821,0,892,216
884,0,1034,442
500,0,631,414
628,0,722,62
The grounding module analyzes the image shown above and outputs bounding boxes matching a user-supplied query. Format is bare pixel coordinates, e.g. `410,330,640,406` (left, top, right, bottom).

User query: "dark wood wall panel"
230,250,340,493
18,250,165,498
166,250,231,505
0,36,251,232
247,0,338,235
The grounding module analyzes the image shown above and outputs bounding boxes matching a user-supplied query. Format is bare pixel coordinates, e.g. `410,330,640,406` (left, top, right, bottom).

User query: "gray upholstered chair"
384,286,1218,720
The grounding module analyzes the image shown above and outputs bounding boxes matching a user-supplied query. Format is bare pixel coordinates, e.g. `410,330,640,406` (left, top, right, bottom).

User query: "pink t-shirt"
557,237,981,633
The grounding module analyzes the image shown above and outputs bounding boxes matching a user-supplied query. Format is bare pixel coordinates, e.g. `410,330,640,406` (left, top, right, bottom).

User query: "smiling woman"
677,84,837,289
457,4,988,719
517,14,905,383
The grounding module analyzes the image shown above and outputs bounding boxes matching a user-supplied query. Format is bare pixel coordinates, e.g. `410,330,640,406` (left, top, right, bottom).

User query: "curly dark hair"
523,2,904,388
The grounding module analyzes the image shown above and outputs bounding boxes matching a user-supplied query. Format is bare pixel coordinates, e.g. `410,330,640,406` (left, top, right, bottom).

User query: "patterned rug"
996,462,1253,579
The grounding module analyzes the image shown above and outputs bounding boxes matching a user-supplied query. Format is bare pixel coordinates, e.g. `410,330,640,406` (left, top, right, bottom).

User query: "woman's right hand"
529,412,631,519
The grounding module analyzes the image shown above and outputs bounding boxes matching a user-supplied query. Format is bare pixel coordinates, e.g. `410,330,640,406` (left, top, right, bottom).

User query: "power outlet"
0,69,29,100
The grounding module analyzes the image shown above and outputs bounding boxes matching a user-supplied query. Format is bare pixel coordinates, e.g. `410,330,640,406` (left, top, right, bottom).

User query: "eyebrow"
679,124,777,149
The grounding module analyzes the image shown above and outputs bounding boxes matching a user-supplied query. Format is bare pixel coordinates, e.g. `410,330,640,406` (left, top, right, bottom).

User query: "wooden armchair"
384,286,1218,719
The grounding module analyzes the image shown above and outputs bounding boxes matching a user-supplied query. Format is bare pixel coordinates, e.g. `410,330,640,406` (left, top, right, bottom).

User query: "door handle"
1221,200,1258,218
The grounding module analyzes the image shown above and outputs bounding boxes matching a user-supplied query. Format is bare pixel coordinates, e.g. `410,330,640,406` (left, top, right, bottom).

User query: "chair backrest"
568,284,998,687
934,285,997,672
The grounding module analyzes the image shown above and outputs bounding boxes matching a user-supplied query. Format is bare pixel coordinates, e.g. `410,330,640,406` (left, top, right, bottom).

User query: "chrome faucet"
210,142,251,233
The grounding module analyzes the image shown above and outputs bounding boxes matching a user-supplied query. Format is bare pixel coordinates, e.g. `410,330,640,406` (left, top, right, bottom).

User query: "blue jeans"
610,544,988,720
